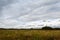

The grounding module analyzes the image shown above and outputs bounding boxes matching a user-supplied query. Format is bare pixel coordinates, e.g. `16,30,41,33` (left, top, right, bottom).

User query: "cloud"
0,0,60,28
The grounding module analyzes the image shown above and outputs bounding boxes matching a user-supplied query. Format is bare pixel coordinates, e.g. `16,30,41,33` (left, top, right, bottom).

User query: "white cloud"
0,0,60,28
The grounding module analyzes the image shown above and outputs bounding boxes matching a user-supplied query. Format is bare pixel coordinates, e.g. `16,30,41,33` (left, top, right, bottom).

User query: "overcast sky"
0,0,60,28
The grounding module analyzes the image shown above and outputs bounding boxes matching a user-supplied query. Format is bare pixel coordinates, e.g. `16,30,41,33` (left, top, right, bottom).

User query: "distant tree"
42,26,53,30
0,28,6,30
54,28,60,30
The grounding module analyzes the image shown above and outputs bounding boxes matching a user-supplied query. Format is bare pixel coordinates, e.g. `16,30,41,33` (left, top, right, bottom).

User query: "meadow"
0,29,60,40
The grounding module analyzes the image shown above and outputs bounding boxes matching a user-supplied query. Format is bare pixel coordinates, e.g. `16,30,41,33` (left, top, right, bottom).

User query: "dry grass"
0,30,60,40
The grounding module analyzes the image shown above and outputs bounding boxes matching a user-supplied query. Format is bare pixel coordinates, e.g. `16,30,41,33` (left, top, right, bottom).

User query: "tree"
42,26,53,30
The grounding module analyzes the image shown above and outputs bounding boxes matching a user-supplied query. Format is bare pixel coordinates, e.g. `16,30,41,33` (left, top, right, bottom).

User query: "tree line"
0,26,60,30
41,26,60,30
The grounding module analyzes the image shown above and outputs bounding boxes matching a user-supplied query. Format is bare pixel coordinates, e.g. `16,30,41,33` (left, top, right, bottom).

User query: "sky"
0,0,60,28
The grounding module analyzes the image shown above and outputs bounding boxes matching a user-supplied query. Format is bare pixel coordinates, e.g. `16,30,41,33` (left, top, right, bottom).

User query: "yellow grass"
0,30,60,40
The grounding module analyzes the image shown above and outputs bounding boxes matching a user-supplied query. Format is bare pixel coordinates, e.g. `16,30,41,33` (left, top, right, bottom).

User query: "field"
0,29,60,40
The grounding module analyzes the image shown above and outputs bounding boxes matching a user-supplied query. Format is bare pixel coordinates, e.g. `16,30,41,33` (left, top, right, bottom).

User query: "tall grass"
0,30,60,40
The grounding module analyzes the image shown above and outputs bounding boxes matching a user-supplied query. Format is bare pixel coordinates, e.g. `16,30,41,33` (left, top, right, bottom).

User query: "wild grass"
0,30,60,40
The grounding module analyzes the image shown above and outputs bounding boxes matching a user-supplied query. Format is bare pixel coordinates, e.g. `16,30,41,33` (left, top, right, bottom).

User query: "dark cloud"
0,0,14,10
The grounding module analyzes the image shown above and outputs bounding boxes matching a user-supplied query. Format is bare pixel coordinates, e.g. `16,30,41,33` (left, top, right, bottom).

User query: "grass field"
0,30,60,40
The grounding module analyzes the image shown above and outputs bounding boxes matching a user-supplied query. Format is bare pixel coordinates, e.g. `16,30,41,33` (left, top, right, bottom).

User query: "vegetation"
0,26,60,30
42,26,53,30
0,26,60,40
0,29,60,40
